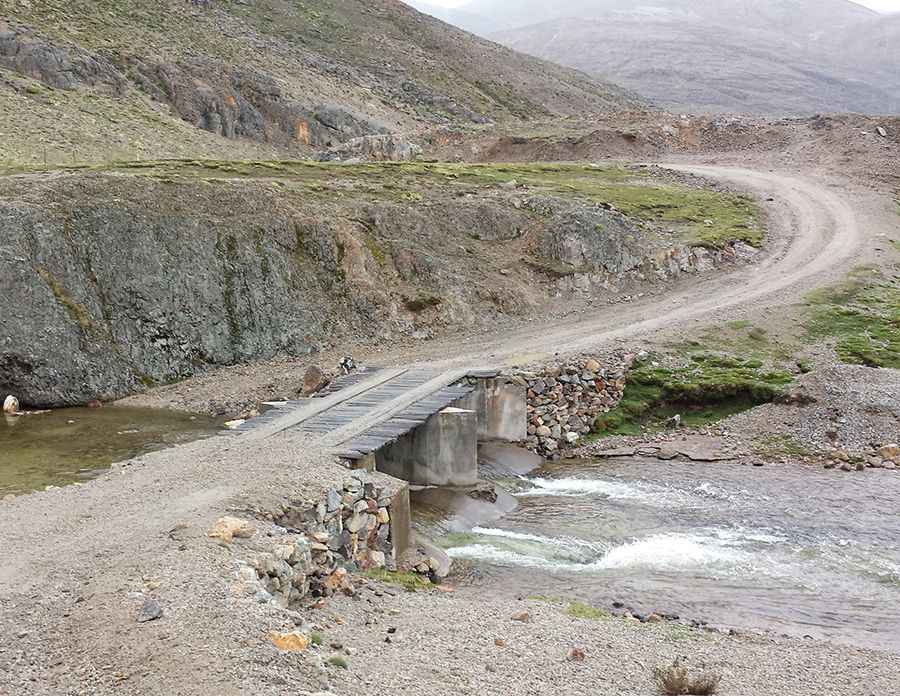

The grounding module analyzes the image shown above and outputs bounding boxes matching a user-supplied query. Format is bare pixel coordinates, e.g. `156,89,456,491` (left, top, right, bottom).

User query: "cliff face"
0,162,754,406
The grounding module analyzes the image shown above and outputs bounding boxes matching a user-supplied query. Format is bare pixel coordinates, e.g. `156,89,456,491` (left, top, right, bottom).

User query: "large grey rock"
539,206,644,274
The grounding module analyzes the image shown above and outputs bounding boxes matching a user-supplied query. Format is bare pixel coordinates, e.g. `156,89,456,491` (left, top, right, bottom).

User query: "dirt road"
383,165,875,369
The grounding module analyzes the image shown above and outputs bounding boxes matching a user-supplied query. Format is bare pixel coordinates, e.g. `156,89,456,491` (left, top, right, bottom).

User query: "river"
433,453,900,652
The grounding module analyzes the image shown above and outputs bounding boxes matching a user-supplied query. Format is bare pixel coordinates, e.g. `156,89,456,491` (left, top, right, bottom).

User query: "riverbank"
2,420,898,696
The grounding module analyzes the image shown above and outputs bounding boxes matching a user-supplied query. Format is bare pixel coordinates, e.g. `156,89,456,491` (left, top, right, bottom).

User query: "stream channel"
415,444,900,652
0,406,221,496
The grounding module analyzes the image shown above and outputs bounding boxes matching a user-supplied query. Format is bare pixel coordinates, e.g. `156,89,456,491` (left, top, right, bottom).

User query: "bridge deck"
235,365,498,460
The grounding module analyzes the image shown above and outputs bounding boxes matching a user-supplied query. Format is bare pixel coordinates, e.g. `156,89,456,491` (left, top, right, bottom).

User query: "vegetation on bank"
0,159,761,250
363,568,432,592
593,353,793,437
804,267,900,369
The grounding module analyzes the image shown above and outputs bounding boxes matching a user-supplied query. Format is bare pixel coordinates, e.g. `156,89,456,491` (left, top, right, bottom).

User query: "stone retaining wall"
231,471,408,608
514,356,629,457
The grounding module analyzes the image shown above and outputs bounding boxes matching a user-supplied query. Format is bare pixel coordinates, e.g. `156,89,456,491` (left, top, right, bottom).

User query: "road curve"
401,166,868,369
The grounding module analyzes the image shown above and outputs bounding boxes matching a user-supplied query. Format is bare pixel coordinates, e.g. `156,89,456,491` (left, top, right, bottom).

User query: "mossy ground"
363,568,432,592
0,160,760,249
804,267,900,369
594,353,794,437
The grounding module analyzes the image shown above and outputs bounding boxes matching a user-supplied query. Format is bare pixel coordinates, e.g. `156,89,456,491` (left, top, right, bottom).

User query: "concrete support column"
376,407,478,486
457,378,527,442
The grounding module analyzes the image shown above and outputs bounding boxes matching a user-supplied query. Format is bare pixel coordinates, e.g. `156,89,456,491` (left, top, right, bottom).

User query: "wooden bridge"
232,366,519,484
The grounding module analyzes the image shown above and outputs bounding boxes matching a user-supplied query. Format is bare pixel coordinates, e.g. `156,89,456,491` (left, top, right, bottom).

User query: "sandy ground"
2,162,899,695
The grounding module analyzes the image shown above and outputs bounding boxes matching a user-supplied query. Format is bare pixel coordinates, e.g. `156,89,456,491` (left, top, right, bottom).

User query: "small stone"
208,516,256,543
823,460,837,469
884,462,897,470
535,425,552,438
834,449,850,462
584,358,601,373
840,462,853,472
347,513,366,533
511,610,530,623
269,631,310,652
376,507,390,524
646,613,663,623
494,638,505,647
136,598,163,623
2,395,19,414
876,444,899,461
567,647,586,662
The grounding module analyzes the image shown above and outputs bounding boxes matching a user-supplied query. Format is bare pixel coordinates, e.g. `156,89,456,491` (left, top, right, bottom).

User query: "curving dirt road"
368,165,876,370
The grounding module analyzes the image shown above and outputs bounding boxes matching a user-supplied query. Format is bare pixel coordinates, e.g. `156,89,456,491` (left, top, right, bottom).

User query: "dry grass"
653,660,722,695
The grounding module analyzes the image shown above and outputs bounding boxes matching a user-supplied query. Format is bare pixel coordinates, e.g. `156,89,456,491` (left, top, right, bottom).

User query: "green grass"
310,632,323,647
327,655,348,669
363,569,432,592
594,353,793,437
35,266,99,335
753,434,820,459
670,321,798,364
566,601,611,620
0,160,760,249
805,270,900,369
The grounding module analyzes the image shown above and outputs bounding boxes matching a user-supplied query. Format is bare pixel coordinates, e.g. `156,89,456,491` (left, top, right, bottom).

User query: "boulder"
2,395,18,414
301,365,329,396
207,516,256,543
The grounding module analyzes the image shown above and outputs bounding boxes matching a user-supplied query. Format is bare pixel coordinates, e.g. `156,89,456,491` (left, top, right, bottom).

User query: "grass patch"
35,266,99,335
671,321,798,364
753,434,819,459
566,601,610,620
654,661,721,695
594,353,793,437
310,631,323,647
363,568,432,592
0,161,759,249
327,655,348,669
804,271,900,368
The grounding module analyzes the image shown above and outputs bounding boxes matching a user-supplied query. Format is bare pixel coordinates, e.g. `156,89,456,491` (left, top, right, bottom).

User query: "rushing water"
0,407,221,495
435,455,900,652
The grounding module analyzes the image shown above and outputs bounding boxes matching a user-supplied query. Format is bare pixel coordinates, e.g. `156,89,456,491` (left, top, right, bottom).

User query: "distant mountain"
464,0,876,35
0,0,637,165
457,0,898,115
403,1,501,35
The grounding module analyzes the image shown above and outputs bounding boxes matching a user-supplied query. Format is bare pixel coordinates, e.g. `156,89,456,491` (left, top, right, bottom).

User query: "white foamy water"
433,457,900,651
448,529,761,575
589,532,750,571
517,476,690,507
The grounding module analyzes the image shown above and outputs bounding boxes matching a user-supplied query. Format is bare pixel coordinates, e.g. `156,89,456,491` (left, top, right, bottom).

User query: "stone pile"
825,443,900,472
231,471,400,608
514,357,626,457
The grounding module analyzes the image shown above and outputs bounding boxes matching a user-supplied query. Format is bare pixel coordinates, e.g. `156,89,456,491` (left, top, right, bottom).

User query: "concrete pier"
456,377,527,442
376,407,479,486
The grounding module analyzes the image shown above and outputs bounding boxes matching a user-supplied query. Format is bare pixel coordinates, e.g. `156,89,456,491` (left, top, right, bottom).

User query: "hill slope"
0,0,635,165
462,0,898,116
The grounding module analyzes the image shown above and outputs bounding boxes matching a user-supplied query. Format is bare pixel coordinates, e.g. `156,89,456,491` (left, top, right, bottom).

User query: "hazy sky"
425,0,900,11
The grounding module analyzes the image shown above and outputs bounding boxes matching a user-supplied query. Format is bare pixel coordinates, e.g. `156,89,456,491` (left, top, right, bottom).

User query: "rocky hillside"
0,161,759,406
0,0,635,166
449,0,899,116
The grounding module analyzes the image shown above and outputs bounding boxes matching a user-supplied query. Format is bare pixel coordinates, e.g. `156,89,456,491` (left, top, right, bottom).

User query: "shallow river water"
437,456,900,652
0,407,221,495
